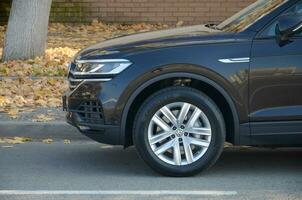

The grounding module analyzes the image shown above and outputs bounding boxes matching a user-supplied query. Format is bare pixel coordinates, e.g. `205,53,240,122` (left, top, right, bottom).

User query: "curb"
0,121,88,140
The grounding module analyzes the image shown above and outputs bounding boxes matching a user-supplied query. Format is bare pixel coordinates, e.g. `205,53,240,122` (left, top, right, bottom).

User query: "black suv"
63,0,302,176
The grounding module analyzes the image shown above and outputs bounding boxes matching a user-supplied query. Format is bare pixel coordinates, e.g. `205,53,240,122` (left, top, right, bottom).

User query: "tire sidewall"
133,87,225,176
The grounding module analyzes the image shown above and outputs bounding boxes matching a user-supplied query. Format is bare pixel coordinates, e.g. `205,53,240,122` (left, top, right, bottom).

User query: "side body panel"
115,38,253,144
249,37,302,145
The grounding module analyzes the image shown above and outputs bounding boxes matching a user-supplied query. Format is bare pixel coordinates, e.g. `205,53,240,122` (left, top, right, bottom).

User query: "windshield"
217,0,288,32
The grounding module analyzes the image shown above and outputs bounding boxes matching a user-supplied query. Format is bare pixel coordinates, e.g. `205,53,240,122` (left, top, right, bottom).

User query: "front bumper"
62,80,121,145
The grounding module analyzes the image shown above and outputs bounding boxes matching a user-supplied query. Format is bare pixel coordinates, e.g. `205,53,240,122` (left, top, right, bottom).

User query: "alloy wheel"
148,102,212,166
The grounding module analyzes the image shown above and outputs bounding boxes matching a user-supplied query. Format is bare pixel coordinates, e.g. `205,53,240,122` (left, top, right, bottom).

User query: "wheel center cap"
175,129,184,137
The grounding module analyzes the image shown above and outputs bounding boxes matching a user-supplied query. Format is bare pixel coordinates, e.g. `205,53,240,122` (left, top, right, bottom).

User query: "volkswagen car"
63,0,302,176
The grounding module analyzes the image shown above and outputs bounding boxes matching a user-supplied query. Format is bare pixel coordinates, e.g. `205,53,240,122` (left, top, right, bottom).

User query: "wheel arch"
120,72,241,147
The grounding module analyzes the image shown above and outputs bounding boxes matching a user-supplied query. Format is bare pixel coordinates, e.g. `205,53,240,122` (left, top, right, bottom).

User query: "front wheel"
133,86,225,176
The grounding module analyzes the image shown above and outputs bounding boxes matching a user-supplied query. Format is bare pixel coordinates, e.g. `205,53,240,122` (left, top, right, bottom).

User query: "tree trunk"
2,0,52,61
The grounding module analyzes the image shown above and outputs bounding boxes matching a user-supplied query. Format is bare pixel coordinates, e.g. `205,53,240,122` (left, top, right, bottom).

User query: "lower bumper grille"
69,78,83,90
71,100,104,124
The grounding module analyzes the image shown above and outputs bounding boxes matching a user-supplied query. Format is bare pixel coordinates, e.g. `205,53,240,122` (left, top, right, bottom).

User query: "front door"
249,2,302,145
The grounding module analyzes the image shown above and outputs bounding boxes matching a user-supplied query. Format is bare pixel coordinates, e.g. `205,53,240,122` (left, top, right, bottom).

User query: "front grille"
68,63,81,90
69,77,83,90
72,100,104,124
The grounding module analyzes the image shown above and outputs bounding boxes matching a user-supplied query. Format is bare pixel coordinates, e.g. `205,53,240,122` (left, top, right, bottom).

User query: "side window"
261,2,302,37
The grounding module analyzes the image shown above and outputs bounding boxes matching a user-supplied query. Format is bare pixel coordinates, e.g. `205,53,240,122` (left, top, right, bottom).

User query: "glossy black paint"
64,0,302,147
250,36,302,122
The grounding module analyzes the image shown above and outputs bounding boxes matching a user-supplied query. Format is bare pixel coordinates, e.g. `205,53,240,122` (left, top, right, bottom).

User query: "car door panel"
249,37,302,145
249,38,302,122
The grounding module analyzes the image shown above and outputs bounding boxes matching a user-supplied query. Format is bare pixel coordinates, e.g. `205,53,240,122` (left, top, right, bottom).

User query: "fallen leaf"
42,138,53,144
176,21,184,27
100,145,114,149
7,108,19,119
0,137,32,144
32,114,55,122
63,139,71,144
0,22,169,118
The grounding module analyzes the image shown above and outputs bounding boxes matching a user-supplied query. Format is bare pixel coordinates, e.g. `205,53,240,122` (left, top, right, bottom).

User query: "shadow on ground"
52,144,302,177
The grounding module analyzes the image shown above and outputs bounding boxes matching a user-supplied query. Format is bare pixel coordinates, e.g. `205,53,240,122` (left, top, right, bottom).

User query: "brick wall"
1,0,256,25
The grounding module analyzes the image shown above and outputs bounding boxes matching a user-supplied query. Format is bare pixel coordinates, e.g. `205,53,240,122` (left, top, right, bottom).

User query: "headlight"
72,59,132,75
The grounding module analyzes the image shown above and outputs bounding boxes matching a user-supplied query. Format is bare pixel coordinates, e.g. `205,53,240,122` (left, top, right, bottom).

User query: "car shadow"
56,145,302,178
54,145,158,177
207,147,302,177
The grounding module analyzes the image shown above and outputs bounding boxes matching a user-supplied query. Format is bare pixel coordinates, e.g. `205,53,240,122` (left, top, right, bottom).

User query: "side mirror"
275,13,302,46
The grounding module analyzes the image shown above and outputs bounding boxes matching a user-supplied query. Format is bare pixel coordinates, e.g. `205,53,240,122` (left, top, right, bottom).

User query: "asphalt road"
0,141,302,200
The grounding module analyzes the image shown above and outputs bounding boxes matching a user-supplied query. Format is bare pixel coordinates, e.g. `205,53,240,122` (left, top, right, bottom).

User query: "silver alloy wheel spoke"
183,137,194,164
186,127,211,136
187,137,210,147
149,131,173,145
152,115,171,132
187,108,202,127
148,102,212,166
178,103,191,124
160,106,177,126
154,139,175,155
173,140,182,165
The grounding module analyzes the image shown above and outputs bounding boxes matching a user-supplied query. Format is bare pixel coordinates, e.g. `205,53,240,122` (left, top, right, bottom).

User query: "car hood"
76,25,232,60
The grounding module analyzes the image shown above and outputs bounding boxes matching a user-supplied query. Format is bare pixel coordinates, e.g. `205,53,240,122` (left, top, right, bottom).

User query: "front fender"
117,69,245,146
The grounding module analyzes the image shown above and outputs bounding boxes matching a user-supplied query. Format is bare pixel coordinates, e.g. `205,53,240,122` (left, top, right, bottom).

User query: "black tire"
133,86,225,177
